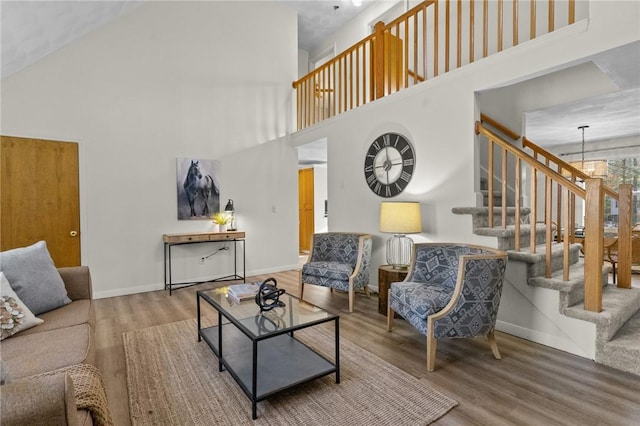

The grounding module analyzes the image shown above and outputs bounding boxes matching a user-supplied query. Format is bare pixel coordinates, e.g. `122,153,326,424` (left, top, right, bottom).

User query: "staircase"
453,206,640,376
452,117,640,376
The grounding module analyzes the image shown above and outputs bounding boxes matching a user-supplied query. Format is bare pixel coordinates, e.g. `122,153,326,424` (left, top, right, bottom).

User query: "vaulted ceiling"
0,0,375,79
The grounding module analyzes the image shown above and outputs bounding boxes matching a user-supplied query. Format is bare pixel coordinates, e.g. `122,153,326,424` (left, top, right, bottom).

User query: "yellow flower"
211,212,231,225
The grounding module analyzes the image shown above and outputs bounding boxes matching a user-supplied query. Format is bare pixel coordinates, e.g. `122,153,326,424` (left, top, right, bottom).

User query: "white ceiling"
524,42,640,147
283,0,376,52
0,0,375,79
1,0,144,79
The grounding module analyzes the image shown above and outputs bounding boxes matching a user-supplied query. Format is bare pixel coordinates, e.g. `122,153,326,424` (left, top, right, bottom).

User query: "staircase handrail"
478,119,634,296
476,122,585,196
480,114,520,141
478,115,619,201
522,137,619,201
476,120,608,312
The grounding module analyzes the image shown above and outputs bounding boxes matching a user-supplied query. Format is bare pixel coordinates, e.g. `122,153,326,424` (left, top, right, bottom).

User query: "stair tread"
527,259,593,292
563,285,640,327
598,308,640,376
452,206,531,215
606,309,640,350
474,223,546,237
509,243,583,264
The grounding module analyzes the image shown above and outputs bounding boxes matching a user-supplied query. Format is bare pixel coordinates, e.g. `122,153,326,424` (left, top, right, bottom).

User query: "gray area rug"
124,318,457,425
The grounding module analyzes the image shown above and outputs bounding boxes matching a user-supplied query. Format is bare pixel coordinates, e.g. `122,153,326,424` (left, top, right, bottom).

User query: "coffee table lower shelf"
199,323,338,419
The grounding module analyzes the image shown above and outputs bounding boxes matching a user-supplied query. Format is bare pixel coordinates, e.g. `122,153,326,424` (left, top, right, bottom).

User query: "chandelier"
565,125,607,178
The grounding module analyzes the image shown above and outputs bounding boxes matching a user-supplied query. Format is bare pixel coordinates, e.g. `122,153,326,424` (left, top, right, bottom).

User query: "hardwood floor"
94,270,640,426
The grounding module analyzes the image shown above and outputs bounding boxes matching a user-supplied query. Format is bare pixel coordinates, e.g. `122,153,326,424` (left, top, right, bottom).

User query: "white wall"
297,48,309,79
1,1,298,297
313,164,328,233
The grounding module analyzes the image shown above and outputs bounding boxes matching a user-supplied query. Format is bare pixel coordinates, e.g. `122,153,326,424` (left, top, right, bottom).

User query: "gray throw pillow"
0,241,71,315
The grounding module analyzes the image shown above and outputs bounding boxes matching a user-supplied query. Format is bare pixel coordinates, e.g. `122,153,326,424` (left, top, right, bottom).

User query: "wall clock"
363,132,415,198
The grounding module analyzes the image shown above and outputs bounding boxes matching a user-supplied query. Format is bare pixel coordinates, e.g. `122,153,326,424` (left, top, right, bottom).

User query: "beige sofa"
1,266,99,426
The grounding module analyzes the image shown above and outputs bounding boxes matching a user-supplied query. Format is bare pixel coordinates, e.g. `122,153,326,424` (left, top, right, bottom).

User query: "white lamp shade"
380,202,422,234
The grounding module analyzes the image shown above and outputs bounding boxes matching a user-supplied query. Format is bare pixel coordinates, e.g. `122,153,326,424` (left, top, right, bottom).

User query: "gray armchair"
387,243,508,371
300,232,373,312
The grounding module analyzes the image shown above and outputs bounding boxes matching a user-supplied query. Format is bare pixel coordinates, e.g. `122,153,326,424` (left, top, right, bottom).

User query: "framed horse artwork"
176,158,221,220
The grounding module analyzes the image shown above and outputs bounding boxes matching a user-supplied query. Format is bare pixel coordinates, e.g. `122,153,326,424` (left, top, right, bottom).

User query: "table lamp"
225,199,236,231
380,202,422,269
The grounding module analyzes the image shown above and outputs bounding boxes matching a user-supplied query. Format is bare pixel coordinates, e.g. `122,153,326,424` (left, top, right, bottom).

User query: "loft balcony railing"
293,0,577,130
476,116,634,313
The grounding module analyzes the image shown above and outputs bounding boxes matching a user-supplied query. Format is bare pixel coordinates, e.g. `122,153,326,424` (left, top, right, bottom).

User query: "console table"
163,231,245,295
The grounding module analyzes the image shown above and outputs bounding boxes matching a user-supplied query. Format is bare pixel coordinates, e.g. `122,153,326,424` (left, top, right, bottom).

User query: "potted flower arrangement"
211,212,232,232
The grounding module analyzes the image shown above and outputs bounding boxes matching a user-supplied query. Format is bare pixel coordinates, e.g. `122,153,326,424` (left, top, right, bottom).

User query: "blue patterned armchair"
300,232,373,312
387,243,508,371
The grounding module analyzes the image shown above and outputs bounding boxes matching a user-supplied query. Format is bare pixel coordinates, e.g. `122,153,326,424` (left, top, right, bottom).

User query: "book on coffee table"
227,283,260,301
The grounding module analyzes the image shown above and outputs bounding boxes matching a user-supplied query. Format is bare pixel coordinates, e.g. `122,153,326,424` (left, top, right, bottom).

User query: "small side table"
378,265,408,315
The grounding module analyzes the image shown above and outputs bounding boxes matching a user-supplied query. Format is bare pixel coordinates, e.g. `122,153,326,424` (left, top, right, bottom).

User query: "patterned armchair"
387,243,508,371
300,232,373,312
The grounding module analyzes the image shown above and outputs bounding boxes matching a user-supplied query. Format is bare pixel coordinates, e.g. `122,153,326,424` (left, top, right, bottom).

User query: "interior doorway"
298,168,314,252
297,138,328,254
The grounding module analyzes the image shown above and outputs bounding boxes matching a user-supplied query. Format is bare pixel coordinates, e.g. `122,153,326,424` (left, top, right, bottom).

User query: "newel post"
616,184,633,289
584,178,604,312
374,21,386,100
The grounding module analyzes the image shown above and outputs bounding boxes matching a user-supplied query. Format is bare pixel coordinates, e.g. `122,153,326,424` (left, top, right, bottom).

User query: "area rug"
123,318,457,425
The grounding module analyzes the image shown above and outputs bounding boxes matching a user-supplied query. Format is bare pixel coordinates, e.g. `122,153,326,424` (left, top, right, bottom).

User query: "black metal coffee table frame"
197,289,340,420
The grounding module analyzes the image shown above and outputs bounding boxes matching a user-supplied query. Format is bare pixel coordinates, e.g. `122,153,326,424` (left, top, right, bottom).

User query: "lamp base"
386,234,413,269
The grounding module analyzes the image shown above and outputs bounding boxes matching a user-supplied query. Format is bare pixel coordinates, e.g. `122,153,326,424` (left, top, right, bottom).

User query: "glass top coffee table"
197,287,340,420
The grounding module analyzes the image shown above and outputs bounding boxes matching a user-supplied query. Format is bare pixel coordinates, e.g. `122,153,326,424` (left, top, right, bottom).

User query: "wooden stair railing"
521,137,633,289
476,120,617,312
480,113,520,141
293,0,577,130
478,114,634,290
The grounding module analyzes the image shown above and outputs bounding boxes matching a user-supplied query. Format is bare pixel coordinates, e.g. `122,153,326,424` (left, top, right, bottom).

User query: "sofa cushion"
17,300,93,337
0,359,11,385
0,241,71,315
0,324,94,379
0,370,79,426
1,272,44,340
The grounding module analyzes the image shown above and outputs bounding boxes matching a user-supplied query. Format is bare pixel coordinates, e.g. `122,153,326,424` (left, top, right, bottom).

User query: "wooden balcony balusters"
293,0,577,130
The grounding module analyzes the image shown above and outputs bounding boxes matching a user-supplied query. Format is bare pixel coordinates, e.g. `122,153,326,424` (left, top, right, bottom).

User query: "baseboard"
93,263,300,299
496,320,596,359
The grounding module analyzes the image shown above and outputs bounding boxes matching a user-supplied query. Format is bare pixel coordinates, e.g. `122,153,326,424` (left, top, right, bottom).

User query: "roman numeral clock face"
363,133,415,198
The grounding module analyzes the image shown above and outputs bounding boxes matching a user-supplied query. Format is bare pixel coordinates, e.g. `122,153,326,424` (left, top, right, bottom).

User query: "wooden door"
1,136,81,266
298,168,314,253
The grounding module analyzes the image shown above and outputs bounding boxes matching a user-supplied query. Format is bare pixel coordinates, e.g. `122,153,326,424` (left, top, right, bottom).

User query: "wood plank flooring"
94,270,640,425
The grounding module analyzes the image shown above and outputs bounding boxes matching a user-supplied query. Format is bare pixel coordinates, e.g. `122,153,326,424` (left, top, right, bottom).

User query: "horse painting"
183,160,217,217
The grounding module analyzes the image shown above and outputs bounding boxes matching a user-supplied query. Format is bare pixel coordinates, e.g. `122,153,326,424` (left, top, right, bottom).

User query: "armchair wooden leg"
299,271,305,300
426,333,437,372
348,286,354,313
487,332,502,360
364,286,371,298
387,302,393,331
